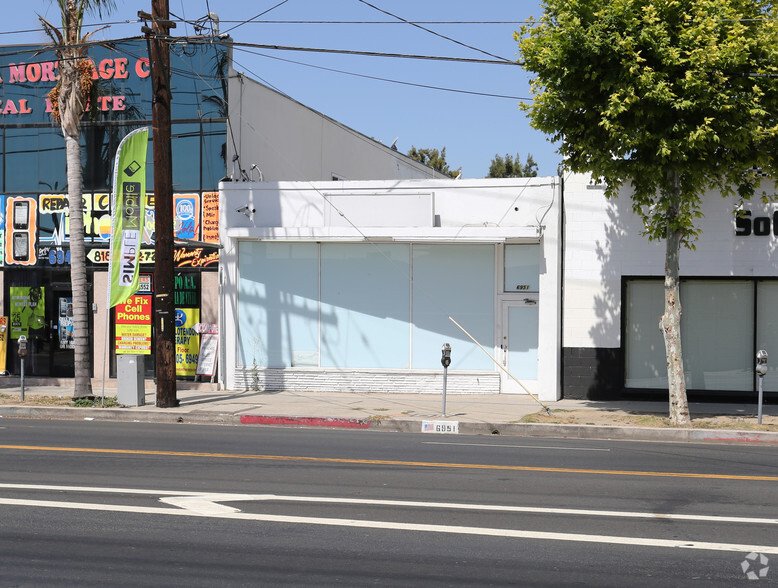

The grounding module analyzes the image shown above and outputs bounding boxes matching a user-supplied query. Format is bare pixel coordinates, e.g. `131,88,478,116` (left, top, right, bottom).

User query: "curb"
0,406,242,426
240,415,372,428
1,406,777,444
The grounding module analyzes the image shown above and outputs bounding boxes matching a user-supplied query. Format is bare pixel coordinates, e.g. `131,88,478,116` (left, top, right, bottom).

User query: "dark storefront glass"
0,39,227,378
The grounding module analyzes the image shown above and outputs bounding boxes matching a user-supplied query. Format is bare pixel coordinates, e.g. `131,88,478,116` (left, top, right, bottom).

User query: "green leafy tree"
407,146,460,178
488,153,538,178
40,0,116,398
519,0,778,425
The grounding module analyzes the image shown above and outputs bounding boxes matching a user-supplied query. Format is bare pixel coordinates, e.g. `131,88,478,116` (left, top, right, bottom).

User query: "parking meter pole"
440,343,451,417
442,365,448,417
756,350,767,426
18,335,27,402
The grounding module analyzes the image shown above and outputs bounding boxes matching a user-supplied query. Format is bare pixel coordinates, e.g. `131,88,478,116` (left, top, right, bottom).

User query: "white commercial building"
220,177,562,401
562,173,778,399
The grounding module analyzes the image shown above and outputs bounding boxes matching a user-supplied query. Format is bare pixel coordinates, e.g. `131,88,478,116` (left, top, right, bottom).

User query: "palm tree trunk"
60,61,93,399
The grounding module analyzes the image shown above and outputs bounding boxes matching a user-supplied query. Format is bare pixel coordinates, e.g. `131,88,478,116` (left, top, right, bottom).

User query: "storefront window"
504,244,540,292
238,242,497,371
756,281,778,392
682,281,753,391
321,243,410,368
238,242,319,368
411,244,494,370
625,280,665,388
626,279,755,392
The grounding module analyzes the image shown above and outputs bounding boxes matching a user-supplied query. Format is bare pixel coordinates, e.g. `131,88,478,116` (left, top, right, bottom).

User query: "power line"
220,0,291,36
232,45,529,100
209,20,534,25
356,0,514,63
223,40,522,66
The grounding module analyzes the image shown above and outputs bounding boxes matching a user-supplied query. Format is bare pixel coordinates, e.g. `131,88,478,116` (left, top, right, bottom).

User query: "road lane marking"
423,442,610,451
0,496,776,555
0,484,775,526
0,444,776,481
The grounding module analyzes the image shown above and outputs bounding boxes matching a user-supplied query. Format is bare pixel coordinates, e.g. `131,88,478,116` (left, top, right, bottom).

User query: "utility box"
117,354,145,406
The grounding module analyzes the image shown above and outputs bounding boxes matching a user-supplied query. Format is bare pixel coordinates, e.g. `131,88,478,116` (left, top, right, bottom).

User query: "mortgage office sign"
0,45,151,124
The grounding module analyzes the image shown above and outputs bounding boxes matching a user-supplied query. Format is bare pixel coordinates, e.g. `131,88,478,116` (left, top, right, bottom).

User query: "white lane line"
423,442,610,452
0,496,776,555
0,483,774,526
0,482,203,496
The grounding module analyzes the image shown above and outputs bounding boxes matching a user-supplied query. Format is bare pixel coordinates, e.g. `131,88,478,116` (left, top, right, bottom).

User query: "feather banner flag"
107,127,149,308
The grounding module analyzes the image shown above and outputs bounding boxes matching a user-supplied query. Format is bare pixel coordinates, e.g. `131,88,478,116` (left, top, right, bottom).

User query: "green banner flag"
108,127,149,308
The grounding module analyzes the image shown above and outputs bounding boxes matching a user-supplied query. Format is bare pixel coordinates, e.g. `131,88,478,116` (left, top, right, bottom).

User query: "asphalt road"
0,419,775,586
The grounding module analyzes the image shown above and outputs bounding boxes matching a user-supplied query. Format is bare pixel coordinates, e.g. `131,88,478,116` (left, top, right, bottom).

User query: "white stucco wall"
563,172,778,350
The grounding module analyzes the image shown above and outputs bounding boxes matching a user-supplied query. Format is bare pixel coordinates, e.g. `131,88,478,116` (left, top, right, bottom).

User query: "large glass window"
238,242,498,372
626,279,756,392
6,127,67,193
625,280,666,388
238,242,319,367
681,281,753,391
412,244,494,370
756,282,778,392
321,244,410,368
504,244,540,292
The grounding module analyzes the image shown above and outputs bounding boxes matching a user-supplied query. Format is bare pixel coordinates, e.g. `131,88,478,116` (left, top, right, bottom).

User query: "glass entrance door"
50,288,75,377
499,297,539,394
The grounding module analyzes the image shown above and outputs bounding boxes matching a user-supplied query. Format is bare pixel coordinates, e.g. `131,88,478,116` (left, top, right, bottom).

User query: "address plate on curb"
422,420,459,434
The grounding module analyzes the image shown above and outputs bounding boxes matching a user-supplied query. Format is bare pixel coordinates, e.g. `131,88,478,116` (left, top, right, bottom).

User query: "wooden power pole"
144,1,177,407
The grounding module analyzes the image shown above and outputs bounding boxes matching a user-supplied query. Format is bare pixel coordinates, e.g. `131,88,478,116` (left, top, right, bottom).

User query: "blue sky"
6,1,560,178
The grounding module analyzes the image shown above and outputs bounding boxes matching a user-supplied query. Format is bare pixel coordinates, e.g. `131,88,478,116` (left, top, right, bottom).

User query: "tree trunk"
60,58,93,399
660,175,690,426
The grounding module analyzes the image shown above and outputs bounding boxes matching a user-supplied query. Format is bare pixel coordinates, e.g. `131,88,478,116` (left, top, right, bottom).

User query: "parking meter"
756,350,767,376
441,343,452,368
756,350,767,424
440,343,451,416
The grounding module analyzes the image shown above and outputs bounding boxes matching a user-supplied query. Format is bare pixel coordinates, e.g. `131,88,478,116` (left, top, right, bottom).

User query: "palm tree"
40,0,116,398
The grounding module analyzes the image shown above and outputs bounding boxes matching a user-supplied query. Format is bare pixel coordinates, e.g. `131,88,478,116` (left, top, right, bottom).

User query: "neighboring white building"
220,177,562,401
563,173,778,399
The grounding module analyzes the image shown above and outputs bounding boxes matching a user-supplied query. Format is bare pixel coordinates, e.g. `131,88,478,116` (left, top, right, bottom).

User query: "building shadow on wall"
587,199,631,400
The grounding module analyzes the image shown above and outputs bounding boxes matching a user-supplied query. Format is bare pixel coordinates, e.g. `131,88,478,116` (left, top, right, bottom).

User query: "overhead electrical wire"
356,0,515,63
232,45,529,100
225,40,522,66
220,0,291,36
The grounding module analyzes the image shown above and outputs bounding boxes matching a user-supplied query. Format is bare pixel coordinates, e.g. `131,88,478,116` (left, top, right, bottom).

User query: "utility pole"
142,1,177,407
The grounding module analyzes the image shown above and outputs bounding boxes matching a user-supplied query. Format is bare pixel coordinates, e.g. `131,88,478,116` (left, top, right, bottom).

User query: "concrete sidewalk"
0,379,776,444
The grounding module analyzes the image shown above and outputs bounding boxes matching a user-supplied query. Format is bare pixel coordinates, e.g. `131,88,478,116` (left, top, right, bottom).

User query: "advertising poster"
0,194,5,265
5,197,38,266
175,307,200,376
58,296,75,350
174,194,200,241
202,191,219,244
195,323,218,378
115,294,152,355
10,286,45,339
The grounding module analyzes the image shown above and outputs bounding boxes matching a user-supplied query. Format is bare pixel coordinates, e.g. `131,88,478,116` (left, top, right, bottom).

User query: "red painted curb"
240,415,372,429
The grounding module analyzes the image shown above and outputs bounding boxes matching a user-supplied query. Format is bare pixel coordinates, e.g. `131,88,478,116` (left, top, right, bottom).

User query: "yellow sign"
175,308,200,376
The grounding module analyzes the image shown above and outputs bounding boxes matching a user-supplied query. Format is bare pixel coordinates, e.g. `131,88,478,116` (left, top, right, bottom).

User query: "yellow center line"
1,444,776,481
